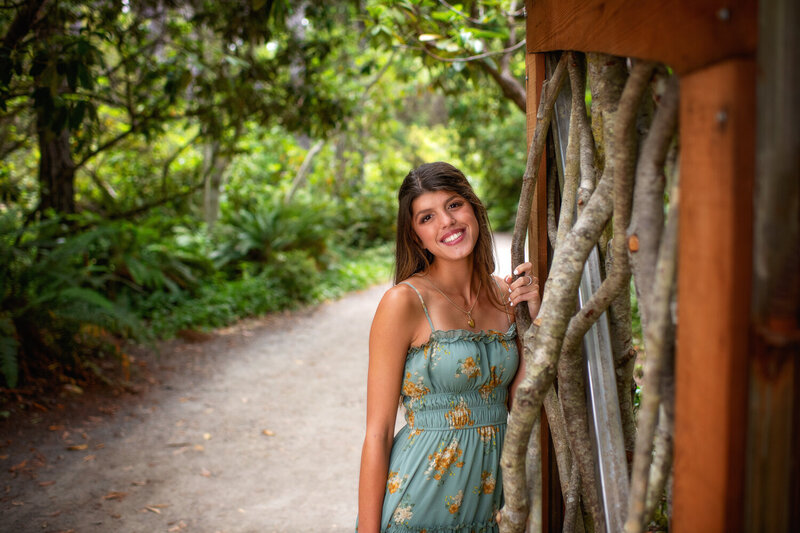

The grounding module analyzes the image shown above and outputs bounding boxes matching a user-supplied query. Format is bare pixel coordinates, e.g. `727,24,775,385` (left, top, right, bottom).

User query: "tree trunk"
37,119,76,214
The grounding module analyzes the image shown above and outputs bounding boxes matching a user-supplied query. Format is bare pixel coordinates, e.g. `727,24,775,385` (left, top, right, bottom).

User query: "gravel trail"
1,234,513,533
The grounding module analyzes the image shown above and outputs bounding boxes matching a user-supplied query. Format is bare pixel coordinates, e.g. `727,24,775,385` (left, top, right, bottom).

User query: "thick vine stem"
554,52,586,249
644,372,674,522
586,54,628,174
501,56,567,533
623,172,680,533
553,60,655,532
559,58,656,362
511,53,568,332
576,58,597,214
606,245,637,456
547,154,558,249
502,146,616,533
563,458,582,533
526,412,543,532
628,75,679,328
543,386,572,490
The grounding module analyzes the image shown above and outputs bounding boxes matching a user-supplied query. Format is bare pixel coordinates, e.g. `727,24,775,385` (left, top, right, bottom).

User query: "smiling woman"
356,162,541,533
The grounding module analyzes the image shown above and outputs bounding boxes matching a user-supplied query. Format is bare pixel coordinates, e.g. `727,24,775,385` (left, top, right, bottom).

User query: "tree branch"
419,38,526,63
628,76,679,327
500,54,567,533
624,166,680,533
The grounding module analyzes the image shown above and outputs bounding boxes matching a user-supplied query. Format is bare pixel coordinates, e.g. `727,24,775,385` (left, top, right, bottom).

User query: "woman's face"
411,190,479,263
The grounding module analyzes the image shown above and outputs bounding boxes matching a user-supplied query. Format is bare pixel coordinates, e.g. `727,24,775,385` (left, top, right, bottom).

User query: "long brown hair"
394,162,503,309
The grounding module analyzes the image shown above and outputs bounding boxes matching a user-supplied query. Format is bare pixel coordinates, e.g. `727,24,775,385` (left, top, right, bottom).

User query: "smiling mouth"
442,230,464,244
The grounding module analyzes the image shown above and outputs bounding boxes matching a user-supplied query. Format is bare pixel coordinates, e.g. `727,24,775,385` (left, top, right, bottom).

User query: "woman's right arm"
357,287,417,533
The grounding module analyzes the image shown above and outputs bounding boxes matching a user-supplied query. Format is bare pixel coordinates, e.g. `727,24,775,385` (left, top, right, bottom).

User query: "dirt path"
1,234,513,533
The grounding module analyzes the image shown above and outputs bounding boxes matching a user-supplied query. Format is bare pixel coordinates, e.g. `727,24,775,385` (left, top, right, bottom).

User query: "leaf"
262,429,275,436
66,444,88,451
418,33,442,42
103,491,128,501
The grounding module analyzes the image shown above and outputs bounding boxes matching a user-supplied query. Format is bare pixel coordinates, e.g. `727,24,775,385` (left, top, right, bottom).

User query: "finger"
508,275,538,292
508,283,540,307
512,262,533,277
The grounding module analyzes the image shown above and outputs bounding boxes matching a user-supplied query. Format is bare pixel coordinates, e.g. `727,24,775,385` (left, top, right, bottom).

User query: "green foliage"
0,1,530,394
452,94,527,230
0,211,150,387
212,195,332,273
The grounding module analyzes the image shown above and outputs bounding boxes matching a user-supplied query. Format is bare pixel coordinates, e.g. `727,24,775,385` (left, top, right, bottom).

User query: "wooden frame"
524,1,760,530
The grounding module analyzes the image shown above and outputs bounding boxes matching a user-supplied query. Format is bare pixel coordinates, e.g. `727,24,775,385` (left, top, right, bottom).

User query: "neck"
425,256,478,299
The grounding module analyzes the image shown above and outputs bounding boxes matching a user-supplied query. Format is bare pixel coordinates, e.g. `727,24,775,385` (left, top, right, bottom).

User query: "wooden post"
523,2,760,531
674,57,755,532
526,51,563,533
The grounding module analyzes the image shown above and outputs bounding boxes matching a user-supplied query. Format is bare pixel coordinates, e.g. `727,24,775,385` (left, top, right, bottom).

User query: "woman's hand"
504,261,541,314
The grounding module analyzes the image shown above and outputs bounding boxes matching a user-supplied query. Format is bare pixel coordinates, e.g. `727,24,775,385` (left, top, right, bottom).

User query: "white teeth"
443,231,463,244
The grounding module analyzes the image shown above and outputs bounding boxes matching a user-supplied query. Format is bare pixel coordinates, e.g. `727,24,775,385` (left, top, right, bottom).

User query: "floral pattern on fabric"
444,397,475,429
387,471,409,494
476,424,499,452
473,471,497,495
403,371,430,405
445,490,464,515
391,495,415,525
363,281,518,533
478,365,504,402
425,438,465,483
455,355,482,380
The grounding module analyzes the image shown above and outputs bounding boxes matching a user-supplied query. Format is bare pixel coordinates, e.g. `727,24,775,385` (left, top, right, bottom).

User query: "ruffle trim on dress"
385,520,499,533
407,323,516,355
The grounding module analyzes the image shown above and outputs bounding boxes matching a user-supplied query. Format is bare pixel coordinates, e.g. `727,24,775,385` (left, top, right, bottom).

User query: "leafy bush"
0,212,145,388
0,210,215,388
212,194,334,275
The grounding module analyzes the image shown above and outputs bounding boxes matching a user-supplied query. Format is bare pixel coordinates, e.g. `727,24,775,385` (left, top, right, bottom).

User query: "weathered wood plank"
525,0,756,74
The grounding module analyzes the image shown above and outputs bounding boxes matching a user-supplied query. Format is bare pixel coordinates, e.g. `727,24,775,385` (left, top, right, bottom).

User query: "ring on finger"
523,275,533,287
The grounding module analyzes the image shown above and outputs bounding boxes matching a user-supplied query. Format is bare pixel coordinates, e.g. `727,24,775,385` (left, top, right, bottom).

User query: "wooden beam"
525,0,756,74
526,52,548,285
674,57,755,532
526,51,563,532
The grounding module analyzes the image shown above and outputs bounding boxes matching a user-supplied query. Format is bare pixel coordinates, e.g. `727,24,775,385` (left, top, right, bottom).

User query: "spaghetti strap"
399,281,435,333
491,276,513,328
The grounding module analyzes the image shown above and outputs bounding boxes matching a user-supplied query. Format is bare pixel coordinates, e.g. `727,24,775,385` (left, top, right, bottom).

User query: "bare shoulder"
377,282,421,317
372,282,423,332
370,282,422,357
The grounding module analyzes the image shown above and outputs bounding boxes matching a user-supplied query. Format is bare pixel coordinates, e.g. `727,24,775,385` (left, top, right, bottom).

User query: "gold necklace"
425,275,482,328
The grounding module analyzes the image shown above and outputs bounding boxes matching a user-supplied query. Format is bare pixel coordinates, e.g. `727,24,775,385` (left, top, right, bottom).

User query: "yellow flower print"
455,355,481,380
476,424,498,444
386,471,408,494
445,489,464,514
488,330,512,351
403,372,430,402
444,397,475,429
479,365,504,401
480,471,496,494
425,438,465,482
392,503,413,524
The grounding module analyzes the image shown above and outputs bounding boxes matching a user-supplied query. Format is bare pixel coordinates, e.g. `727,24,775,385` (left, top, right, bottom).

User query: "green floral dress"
369,281,518,533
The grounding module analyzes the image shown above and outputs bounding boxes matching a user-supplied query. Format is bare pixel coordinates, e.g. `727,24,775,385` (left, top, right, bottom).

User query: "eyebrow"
414,195,461,219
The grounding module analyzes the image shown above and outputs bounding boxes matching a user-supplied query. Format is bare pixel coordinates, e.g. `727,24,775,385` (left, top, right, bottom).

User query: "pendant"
467,314,475,328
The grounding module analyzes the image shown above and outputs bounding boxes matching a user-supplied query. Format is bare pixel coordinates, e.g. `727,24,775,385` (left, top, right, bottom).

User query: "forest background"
0,1,532,404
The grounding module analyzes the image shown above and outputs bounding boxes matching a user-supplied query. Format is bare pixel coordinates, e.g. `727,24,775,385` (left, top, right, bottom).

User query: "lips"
441,229,465,245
